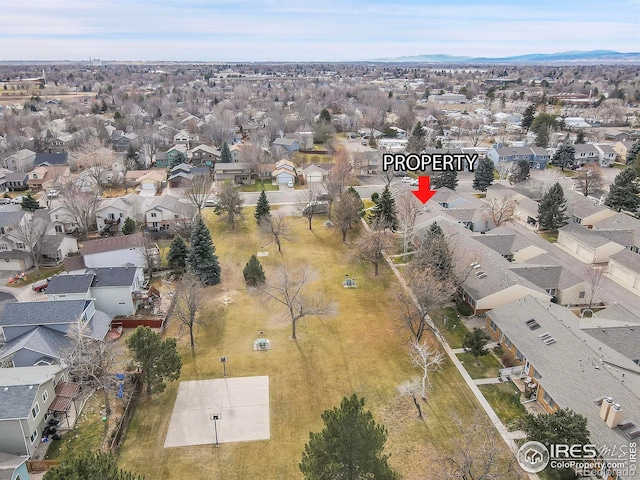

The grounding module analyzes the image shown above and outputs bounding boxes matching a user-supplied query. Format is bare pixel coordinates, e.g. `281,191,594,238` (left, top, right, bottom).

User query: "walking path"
370,219,539,480
473,377,503,385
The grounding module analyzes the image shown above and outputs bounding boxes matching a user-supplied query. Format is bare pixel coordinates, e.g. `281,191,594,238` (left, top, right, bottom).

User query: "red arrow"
411,176,437,204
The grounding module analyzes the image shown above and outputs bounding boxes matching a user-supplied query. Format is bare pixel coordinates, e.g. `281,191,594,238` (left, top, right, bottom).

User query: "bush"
501,355,516,368
493,345,504,357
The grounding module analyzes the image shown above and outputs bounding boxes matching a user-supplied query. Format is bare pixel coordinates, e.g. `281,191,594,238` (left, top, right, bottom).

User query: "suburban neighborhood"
1,13,640,479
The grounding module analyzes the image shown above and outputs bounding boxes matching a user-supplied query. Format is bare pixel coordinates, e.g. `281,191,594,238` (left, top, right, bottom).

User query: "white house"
3,149,36,173
95,195,141,234
79,233,149,269
145,195,194,232
557,223,631,264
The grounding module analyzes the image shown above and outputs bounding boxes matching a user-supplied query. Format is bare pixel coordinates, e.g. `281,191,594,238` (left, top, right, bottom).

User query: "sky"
1,0,639,62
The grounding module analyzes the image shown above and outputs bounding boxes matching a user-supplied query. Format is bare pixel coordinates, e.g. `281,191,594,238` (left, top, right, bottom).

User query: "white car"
11,195,27,204
47,189,60,198
401,176,412,183
410,178,419,186
287,181,294,188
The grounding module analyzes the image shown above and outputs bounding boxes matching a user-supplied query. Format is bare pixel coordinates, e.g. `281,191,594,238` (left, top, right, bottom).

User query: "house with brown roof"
79,232,153,269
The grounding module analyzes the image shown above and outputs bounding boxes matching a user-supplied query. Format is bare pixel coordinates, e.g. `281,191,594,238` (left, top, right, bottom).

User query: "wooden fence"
27,459,60,472
109,374,143,453
111,318,163,329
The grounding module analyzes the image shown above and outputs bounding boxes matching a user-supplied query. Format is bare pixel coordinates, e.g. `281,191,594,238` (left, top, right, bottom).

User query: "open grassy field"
117,210,517,479
478,382,527,428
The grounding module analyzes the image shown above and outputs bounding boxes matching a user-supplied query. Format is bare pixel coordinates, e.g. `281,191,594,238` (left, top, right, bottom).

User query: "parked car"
0,198,11,205
410,178,419,186
11,196,27,204
287,181,294,188
401,176,412,183
204,195,219,208
47,189,60,198
32,279,49,292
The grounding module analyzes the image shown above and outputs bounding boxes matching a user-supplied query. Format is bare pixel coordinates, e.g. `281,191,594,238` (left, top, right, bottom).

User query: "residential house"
485,296,640,480
158,145,188,168
572,144,600,165
173,130,198,147
0,168,14,192
431,187,471,209
26,166,71,192
78,232,152,269
594,144,617,167
0,452,30,479
0,365,67,457
45,134,73,154
487,146,549,169
46,266,145,316
587,304,640,365
272,138,300,156
564,190,615,227
95,196,140,235
486,184,540,229
48,205,79,236
271,159,297,185
167,163,210,189
0,300,111,367
154,151,169,168
556,223,633,264
613,140,636,162
351,151,382,176
429,93,467,104
145,195,194,232
473,225,547,263
34,152,69,167
4,173,28,192
213,163,252,186
301,163,332,184
132,170,166,195
39,235,79,267
189,144,220,167
377,138,409,153
4,150,36,173
445,208,491,232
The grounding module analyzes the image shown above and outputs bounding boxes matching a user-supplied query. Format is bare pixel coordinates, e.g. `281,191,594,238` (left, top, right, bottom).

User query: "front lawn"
430,307,469,348
239,183,279,192
478,382,527,428
456,352,503,379
117,209,515,480
5,265,64,287
539,231,559,243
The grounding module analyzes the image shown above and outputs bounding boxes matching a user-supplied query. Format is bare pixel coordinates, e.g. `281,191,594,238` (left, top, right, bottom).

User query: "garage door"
576,245,592,262
609,263,629,283
0,259,24,271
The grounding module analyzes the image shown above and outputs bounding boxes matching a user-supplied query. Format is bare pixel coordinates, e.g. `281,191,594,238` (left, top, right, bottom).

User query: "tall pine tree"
605,168,640,212
510,159,530,184
521,104,536,131
167,235,189,269
537,182,568,230
626,140,640,165
169,151,186,169
21,193,41,212
371,186,398,230
432,170,458,190
551,144,575,170
243,255,266,286
472,157,495,192
254,190,271,224
220,141,232,163
407,121,427,154
186,215,221,285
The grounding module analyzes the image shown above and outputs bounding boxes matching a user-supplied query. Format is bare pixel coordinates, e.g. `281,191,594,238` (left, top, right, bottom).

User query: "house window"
42,391,48,402
150,213,157,218
503,337,512,349
543,391,555,408
30,430,38,444
533,369,542,380
120,213,124,218
489,320,497,331
54,214,59,220
55,225,63,233
16,242,25,249
515,350,524,361
545,289,556,296
31,402,40,419
579,291,585,299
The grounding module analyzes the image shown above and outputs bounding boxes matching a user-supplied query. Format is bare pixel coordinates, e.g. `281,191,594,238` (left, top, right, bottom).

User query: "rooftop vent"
538,332,557,345
475,270,487,279
525,319,541,330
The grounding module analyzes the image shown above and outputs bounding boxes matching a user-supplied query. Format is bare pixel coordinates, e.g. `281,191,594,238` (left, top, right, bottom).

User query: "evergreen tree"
126,326,181,395
169,151,186,169
521,104,536,131
254,190,271,224
122,217,136,235
407,121,427,154
575,130,586,144
605,168,640,212
413,222,453,281
537,182,568,230
300,394,399,480
44,451,145,480
243,255,266,286
220,141,232,163
125,144,139,169
167,235,189,270
519,408,590,449
626,140,640,165
347,186,365,218
535,124,551,148
371,185,398,230
319,108,332,124
510,159,530,184
551,144,575,170
432,170,458,190
472,157,495,192
187,214,221,285
21,193,41,212
462,328,490,366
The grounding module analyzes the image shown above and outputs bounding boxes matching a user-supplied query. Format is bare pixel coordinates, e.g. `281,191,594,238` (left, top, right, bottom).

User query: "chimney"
606,404,623,428
600,397,613,420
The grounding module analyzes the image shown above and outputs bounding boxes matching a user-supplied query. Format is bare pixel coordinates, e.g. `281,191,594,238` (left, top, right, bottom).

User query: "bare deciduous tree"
396,193,422,260
239,140,271,187
70,138,115,192
585,266,606,312
57,183,101,239
482,196,515,227
352,219,393,276
496,162,515,182
333,190,363,242
215,180,244,229
260,265,334,339
298,183,319,230
409,338,445,400
442,412,523,480
10,212,53,273
575,164,604,197
65,319,121,415
173,271,205,350
138,232,160,281
182,171,214,214
398,377,424,419
260,211,290,254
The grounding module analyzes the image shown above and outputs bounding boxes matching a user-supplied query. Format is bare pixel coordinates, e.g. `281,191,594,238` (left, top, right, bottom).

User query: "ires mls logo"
517,441,550,473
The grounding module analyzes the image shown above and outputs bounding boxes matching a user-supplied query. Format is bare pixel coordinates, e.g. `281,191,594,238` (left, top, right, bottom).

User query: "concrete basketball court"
164,376,270,448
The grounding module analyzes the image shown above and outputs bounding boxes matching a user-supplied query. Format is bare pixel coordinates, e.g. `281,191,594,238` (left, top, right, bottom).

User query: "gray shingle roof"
583,328,640,364
0,452,28,471
0,211,25,228
609,249,640,274
80,233,144,256
487,296,640,454
508,264,583,291
86,309,113,340
89,266,138,287
0,326,72,363
0,384,38,420
0,300,88,327
474,234,516,256
45,273,94,294
593,212,640,232
559,223,634,248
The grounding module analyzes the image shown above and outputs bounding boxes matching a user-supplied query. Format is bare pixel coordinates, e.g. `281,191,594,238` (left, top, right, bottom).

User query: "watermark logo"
517,441,550,473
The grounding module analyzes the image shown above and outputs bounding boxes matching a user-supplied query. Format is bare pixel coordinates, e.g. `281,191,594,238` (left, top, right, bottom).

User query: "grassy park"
117,209,517,479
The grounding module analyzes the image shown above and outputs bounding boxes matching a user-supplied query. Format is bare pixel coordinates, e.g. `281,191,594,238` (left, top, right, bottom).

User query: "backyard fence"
109,373,143,453
27,459,60,472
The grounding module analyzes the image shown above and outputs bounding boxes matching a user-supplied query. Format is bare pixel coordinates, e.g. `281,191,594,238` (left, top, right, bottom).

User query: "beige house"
557,223,631,264
612,140,636,161
607,249,640,295
565,191,615,227
486,184,539,229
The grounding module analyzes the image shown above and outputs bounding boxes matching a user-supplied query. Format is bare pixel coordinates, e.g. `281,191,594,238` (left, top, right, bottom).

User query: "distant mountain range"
372,50,640,65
